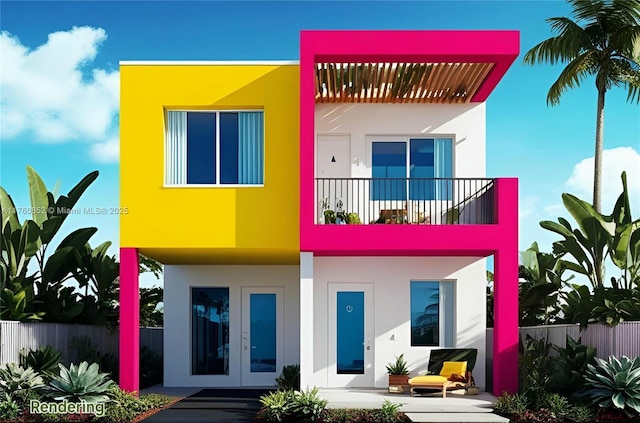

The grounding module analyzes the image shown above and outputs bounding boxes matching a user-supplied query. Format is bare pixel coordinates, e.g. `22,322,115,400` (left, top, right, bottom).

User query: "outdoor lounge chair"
408,348,478,397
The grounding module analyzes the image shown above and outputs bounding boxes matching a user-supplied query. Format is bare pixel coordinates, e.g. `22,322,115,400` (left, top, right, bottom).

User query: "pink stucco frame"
299,30,520,395
119,247,139,393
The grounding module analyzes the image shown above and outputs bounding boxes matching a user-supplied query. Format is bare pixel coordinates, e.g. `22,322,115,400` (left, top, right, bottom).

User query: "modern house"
119,30,520,396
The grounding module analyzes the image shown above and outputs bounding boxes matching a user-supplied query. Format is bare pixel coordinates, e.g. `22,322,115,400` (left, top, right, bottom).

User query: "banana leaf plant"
518,242,569,326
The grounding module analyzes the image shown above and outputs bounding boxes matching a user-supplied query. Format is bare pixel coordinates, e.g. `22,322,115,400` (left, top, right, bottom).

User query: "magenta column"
492,178,519,395
119,247,139,393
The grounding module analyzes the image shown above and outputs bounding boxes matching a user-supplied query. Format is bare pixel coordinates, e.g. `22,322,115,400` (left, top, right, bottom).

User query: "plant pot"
388,374,409,393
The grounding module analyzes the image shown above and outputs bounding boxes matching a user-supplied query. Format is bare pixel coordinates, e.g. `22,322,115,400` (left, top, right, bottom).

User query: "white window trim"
163,109,265,188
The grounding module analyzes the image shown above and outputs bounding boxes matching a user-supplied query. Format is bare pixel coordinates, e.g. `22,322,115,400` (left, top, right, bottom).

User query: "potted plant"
386,354,410,393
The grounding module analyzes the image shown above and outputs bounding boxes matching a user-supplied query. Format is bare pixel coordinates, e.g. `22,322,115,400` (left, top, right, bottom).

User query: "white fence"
0,321,163,365
486,322,640,390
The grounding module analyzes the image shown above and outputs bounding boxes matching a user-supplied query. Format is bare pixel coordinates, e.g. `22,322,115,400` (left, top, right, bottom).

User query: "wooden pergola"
315,62,495,104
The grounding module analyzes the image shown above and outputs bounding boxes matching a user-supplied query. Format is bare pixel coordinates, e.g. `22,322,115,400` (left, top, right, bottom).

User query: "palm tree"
524,0,640,212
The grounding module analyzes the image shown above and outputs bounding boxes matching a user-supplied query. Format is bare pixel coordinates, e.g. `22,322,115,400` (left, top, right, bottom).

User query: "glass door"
327,283,374,387
241,287,284,386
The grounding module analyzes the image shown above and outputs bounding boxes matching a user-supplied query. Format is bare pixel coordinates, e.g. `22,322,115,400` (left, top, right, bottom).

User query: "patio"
318,388,509,423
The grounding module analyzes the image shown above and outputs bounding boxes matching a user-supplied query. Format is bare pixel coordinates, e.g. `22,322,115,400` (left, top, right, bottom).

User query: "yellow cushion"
439,361,467,378
409,375,448,384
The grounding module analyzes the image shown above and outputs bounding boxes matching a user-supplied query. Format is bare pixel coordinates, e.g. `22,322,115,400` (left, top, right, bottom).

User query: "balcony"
315,178,495,226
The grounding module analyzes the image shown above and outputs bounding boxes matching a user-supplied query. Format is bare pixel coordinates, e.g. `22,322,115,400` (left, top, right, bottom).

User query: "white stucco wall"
163,265,300,387
305,256,487,389
315,103,486,178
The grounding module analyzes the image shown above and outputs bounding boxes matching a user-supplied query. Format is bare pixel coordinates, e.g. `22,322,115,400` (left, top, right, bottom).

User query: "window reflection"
411,281,440,346
192,287,229,375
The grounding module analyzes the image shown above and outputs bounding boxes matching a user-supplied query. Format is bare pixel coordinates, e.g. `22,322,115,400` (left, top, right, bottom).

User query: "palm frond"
525,35,583,66
547,51,598,105
609,58,640,103
611,0,640,24
610,26,640,57
567,0,606,24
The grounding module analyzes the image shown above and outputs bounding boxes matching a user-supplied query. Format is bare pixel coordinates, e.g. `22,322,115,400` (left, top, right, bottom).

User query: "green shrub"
541,393,569,419
259,389,295,422
140,346,163,389
291,387,327,421
376,399,402,423
520,335,553,408
69,336,119,382
0,362,45,407
320,408,411,423
275,364,300,391
580,355,640,416
19,345,62,379
566,403,595,422
493,392,528,417
43,361,115,403
0,397,21,420
549,336,596,395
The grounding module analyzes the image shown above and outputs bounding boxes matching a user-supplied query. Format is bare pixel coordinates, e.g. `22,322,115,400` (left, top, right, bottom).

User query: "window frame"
163,109,265,188
366,135,455,201
190,286,231,376
409,280,456,348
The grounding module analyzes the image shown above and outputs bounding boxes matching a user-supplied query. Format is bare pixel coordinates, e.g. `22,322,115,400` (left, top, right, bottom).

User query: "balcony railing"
315,178,495,225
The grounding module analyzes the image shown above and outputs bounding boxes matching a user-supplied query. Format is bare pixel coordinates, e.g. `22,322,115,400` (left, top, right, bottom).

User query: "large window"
410,281,454,347
192,287,229,375
165,111,264,185
371,138,453,201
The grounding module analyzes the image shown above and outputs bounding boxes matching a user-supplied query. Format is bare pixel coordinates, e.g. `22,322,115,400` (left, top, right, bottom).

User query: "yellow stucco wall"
120,64,300,264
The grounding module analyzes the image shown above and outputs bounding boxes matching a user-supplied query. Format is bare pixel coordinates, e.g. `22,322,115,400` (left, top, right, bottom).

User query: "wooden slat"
331,63,339,103
314,61,499,104
466,63,494,102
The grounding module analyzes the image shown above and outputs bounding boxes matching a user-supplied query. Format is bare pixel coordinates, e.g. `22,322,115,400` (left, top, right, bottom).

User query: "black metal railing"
315,178,495,225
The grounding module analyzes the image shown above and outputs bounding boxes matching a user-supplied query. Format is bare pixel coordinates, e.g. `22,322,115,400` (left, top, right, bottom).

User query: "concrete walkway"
318,388,509,423
138,385,508,423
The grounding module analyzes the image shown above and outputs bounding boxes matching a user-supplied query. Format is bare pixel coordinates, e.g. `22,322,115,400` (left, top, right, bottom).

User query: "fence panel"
0,322,162,365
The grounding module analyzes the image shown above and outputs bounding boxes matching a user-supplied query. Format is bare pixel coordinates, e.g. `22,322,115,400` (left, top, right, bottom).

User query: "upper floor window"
371,138,452,201
165,111,264,186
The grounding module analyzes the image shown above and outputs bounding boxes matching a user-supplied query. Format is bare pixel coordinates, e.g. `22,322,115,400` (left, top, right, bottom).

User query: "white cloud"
89,138,119,163
566,147,640,212
0,26,119,161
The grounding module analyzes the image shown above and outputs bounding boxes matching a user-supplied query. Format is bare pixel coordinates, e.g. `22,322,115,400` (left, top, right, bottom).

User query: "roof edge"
119,60,299,66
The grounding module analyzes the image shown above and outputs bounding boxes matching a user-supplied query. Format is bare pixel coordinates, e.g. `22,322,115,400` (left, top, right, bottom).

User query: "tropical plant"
377,399,402,423
385,354,410,375
486,270,494,328
140,345,163,389
291,387,328,422
259,389,295,422
520,335,553,409
541,172,640,292
580,355,640,416
493,392,528,417
0,397,20,420
275,364,300,391
0,362,44,406
519,242,568,326
43,361,115,403
549,336,596,395
524,0,640,213
140,286,164,327
69,336,119,381
19,345,62,377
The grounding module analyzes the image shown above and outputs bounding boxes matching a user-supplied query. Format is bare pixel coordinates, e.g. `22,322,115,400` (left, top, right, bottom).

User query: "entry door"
328,283,374,387
241,287,284,386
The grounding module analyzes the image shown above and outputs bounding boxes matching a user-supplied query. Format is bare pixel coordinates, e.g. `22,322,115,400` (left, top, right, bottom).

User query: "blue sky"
1,1,639,288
